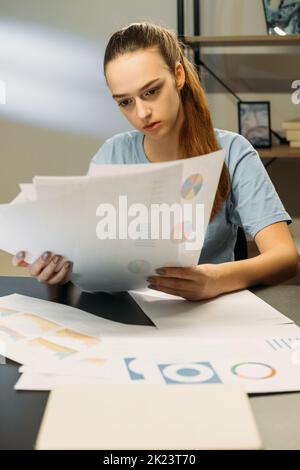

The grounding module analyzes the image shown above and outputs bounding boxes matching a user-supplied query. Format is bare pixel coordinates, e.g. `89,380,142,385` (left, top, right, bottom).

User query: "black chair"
234,227,248,261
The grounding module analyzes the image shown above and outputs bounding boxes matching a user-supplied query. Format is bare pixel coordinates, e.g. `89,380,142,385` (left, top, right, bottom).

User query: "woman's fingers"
29,251,54,277
12,251,29,267
148,275,194,292
47,262,73,285
13,250,72,285
155,266,199,280
36,254,63,282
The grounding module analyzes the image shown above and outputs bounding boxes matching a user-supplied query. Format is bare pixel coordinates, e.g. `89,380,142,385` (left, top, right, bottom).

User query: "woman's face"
105,48,185,140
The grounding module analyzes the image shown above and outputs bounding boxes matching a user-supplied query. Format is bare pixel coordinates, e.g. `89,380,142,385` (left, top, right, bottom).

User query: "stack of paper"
0,293,152,384
282,118,300,148
0,290,299,394
0,150,224,292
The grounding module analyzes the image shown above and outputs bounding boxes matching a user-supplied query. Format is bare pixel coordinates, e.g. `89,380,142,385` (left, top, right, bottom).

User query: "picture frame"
238,101,272,149
262,0,300,35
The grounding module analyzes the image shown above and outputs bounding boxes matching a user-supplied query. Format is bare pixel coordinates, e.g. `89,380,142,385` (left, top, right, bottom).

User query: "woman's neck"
143,105,184,163
144,134,180,162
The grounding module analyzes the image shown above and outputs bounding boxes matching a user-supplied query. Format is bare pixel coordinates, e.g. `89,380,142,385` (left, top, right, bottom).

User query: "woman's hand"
147,264,223,301
12,251,72,285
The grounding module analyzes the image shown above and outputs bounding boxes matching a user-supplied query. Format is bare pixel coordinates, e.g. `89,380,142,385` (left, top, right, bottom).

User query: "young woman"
13,22,298,301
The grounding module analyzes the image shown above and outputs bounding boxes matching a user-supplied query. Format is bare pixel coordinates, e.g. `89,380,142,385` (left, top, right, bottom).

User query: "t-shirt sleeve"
227,134,292,239
87,140,114,175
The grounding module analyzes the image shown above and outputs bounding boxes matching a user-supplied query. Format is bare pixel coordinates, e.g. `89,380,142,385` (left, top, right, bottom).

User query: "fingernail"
42,251,51,261
155,268,165,275
52,255,61,264
16,251,25,260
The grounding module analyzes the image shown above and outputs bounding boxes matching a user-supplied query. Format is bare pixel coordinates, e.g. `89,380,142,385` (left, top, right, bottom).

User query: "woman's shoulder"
90,130,143,166
105,130,141,148
214,128,254,156
214,128,260,175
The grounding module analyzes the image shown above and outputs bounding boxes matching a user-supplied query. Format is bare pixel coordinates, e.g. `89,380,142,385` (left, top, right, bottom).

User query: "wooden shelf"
183,34,300,159
258,145,300,158
184,35,300,47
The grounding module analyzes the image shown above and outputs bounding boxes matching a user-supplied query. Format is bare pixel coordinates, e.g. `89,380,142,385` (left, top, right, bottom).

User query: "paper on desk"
129,288,294,330
10,184,37,204
15,360,300,394
19,184,37,201
2,291,299,394
15,321,300,373
34,384,262,450
2,285,293,379
15,323,300,393
16,322,300,363
0,293,152,372
0,150,224,292
14,370,114,390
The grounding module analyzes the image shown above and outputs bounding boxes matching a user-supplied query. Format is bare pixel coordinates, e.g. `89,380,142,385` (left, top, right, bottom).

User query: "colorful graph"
2,312,59,336
82,357,107,366
51,329,100,349
124,357,145,381
181,174,203,200
127,259,151,274
0,306,18,318
158,361,222,384
231,362,276,380
0,324,25,342
29,337,77,359
265,337,300,351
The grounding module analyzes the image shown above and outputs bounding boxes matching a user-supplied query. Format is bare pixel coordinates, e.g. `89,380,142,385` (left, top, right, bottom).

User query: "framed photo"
238,102,272,148
262,0,300,35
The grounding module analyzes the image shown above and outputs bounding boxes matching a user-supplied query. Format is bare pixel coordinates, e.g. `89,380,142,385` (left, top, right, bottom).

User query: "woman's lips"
143,121,161,131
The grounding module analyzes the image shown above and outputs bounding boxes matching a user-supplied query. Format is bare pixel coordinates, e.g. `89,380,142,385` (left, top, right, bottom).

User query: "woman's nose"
135,99,151,120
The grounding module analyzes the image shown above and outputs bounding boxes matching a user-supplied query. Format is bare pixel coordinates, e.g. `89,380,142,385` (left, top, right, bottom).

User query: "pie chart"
231,361,276,380
127,259,151,274
181,174,203,200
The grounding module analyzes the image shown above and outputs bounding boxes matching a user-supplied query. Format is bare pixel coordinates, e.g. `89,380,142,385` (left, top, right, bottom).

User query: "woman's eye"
118,99,131,108
145,87,160,97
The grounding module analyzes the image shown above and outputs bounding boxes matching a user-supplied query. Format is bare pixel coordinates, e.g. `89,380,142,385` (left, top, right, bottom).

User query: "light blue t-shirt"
88,129,291,264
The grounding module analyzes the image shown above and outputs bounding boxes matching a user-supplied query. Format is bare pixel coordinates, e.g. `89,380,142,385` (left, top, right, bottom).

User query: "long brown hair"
104,22,231,221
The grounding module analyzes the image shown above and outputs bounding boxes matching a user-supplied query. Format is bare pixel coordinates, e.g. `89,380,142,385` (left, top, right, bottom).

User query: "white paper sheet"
0,150,224,291
2,274,299,394
15,323,300,393
129,288,293,330
0,293,152,372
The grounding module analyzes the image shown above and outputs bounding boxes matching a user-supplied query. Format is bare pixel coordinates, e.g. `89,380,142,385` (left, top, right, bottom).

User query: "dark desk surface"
0,276,299,450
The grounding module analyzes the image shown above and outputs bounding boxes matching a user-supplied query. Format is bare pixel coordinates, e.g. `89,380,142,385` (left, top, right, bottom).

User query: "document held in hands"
0,150,224,292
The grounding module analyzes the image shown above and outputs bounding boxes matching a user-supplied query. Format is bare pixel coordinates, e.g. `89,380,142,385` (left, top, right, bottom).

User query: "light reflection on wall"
0,19,131,138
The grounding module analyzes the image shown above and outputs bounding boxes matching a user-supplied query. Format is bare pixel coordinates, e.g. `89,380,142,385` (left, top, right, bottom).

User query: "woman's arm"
148,221,298,301
215,221,298,292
